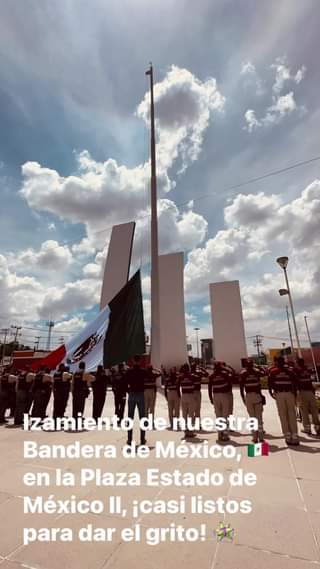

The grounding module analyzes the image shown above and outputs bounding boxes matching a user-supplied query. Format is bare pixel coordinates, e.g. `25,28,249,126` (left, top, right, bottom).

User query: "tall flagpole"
146,63,161,369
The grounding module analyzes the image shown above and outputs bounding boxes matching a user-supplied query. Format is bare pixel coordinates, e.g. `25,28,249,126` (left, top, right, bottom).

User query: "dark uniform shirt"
17,371,32,392
239,369,263,397
208,370,232,395
93,369,108,391
33,372,51,395
126,366,147,393
112,371,127,396
179,373,194,395
144,371,157,391
295,367,314,391
268,366,297,394
73,370,88,394
0,372,10,394
165,373,179,397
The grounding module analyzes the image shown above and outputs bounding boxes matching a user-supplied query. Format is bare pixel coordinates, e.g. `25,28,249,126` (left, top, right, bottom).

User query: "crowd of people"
0,354,319,447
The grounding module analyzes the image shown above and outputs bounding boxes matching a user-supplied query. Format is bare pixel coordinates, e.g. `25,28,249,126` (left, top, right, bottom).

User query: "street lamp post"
194,327,200,361
276,256,302,358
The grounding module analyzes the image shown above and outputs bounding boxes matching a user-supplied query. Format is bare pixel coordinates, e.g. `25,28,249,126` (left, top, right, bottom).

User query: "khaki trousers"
275,391,298,441
167,391,180,426
144,389,156,418
193,391,201,422
299,390,320,431
181,393,194,431
246,392,264,438
213,393,229,439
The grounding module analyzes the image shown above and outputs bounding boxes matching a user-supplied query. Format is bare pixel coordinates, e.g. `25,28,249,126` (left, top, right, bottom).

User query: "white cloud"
137,65,225,173
244,109,261,132
240,62,256,75
10,240,73,272
37,278,101,320
20,66,221,260
271,57,306,93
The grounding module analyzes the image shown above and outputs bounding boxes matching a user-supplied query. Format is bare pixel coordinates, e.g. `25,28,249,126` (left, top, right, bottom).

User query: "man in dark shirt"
240,359,265,442
126,355,147,446
112,363,127,423
32,366,52,420
92,365,108,421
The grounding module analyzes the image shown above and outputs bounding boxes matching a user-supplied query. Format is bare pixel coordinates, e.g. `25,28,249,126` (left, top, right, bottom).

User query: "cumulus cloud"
271,57,306,93
10,240,73,272
137,65,225,173
20,66,222,258
244,56,306,132
184,180,320,303
244,109,261,132
37,278,101,320
241,62,256,75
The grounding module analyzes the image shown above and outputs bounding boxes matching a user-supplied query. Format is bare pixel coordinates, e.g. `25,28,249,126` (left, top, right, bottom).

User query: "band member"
91,365,108,421
208,361,233,442
190,363,208,425
53,363,70,420
126,355,147,446
164,367,180,429
72,361,92,420
31,366,52,420
144,365,160,425
178,363,195,438
269,356,299,445
295,358,320,436
14,367,34,426
240,359,265,442
112,363,127,423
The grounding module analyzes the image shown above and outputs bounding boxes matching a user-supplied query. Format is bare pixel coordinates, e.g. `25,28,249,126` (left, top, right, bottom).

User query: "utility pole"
194,327,200,361
253,334,263,361
146,63,161,369
11,325,22,348
34,336,41,351
1,328,10,365
46,321,55,351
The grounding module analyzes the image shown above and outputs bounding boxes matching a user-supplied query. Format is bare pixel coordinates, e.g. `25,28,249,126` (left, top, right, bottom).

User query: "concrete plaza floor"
0,388,319,569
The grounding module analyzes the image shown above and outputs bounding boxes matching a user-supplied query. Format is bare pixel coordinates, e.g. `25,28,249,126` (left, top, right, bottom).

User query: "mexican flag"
247,442,269,457
32,271,145,372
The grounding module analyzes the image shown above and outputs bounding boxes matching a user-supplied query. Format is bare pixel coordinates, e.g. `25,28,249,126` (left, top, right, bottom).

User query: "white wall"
159,252,188,370
210,280,247,371
100,222,135,310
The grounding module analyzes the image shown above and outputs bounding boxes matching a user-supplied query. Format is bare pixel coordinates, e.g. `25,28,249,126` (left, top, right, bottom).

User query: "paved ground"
0,388,319,569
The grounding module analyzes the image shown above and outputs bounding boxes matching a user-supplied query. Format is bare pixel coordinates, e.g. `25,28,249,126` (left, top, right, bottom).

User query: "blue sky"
0,0,319,355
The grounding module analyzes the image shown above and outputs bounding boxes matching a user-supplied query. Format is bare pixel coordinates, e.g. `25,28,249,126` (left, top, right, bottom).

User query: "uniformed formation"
0,354,319,446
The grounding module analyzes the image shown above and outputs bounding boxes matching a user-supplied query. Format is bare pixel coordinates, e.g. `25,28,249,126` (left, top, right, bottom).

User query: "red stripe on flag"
31,344,66,371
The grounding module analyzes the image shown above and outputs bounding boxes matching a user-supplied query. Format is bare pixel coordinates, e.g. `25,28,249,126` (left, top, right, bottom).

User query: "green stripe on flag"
103,270,146,367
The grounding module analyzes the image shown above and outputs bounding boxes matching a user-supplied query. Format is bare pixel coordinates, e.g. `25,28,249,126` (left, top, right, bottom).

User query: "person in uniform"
190,363,207,426
144,365,160,426
295,358,320,436
111,363,127,423
240,359,265,442
31,366,52,420
53,364,67,420
126,355,147,446
0,367,11,424
178,363,195,438
164,367,180,429
208,361,233,442
268,356,299,445
91,364,108,421
13,367,34,426
72,361,91,420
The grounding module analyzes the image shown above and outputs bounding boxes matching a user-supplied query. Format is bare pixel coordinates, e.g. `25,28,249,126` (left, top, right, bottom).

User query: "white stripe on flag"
254,443,262,456
63,304,111,372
